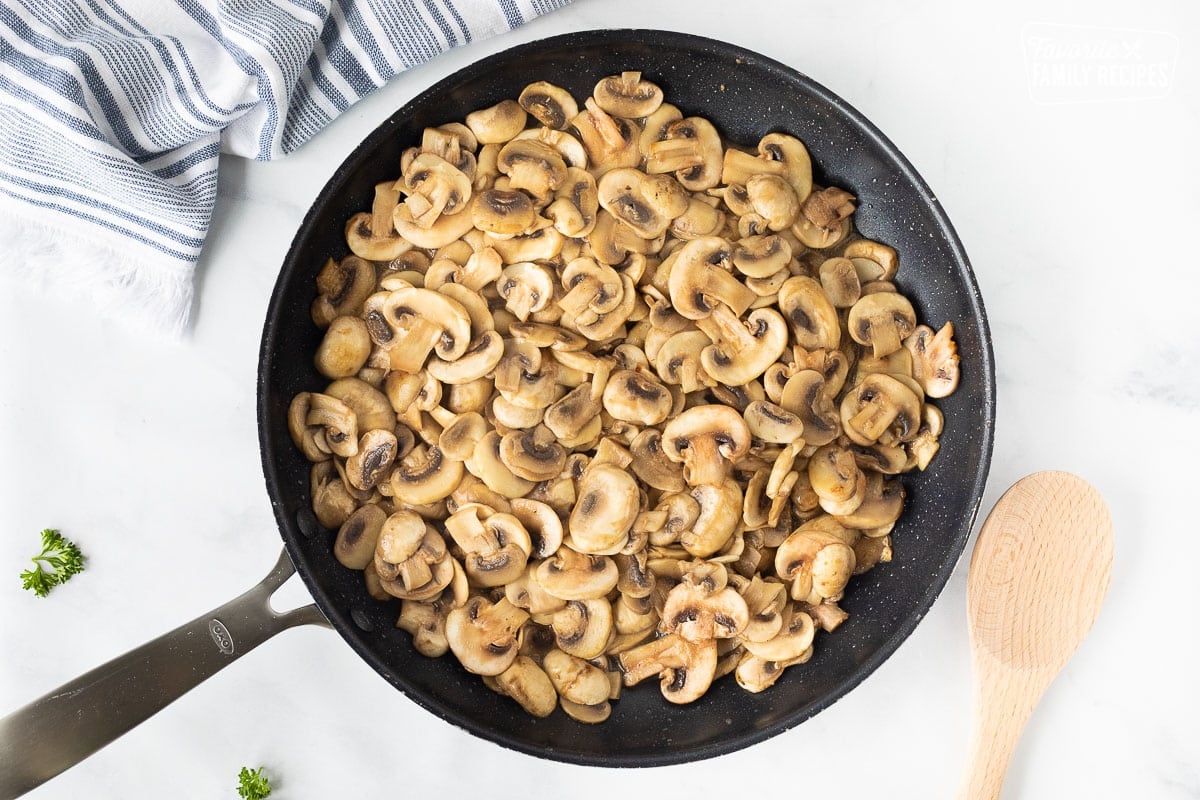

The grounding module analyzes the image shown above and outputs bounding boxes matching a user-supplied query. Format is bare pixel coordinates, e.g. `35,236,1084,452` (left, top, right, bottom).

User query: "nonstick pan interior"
257,29,995,767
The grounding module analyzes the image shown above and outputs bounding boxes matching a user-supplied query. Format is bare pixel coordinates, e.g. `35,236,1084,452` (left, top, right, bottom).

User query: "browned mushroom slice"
346,181,412,261
345,429,398,490
695,306,789,385
741,602,815,661
660,567,750,642
444,505,533,587
840,373,922,446
597,168,688,239
398,153,472,228
446,595,530,675
536,547,619,601
904,322,960,398
397,599,451,657
334,503,388,570
568,464,640,555
545,167,599,237
311,255,375,328
499,424,567,482
777,276,841,350
551,598,613,659
661,404,752,488
629,428,686,493
818,256,862,308
745,174,800,231
465,99,527,144
681,479,743,557
778,370,840,446
593,71,664,118
310,461,358,529
645,117,723,191
808,443,867,516
843,239,899,282
572,98,641,174
775,522,856,604
848,292,917,358
601,369,672,425
493,655,558,718
518,81,578,130
389,445,463,505
733,234,792,279
618,632,718,704
667,236,756,320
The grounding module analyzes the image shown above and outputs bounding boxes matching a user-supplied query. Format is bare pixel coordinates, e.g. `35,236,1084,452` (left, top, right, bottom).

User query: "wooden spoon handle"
958,655,1054,800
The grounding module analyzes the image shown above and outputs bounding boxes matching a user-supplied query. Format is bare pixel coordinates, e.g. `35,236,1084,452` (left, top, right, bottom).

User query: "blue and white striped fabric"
0,0,570,335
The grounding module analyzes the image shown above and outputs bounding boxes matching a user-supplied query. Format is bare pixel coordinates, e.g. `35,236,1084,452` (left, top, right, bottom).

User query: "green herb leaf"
237,766,272,800
20,529,85,598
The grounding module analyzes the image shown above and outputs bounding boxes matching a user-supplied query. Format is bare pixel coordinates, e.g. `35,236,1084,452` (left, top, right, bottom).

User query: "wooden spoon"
959,471,1113,799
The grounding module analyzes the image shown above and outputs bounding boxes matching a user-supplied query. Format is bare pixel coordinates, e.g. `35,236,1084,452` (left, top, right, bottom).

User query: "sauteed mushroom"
291,68,964,720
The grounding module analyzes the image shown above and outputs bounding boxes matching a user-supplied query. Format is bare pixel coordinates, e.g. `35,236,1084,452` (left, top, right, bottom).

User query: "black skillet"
0,29,994,796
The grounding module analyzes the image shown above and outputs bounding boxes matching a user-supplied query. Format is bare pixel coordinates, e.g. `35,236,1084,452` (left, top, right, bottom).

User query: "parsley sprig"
237,766,272,799
20,529,85,597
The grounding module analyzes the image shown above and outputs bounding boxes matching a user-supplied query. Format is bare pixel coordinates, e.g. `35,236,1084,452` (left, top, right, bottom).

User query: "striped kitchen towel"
0,0,571,336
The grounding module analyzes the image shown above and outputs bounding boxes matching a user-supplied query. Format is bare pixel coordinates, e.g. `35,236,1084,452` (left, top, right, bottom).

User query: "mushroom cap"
314,315,372,379
389,445,464,505
536,547,620,601
777,275,841,351
629,428,686,493
499,424,567,482
312,255,375,328
745,174,800,231
593,71,664,118
839,372,923,446
774,527,856,603
904,322,960,398
847,291,917,358
446,596,529,676
661,575,750,642
465,99,527,144
568,464,640,554
661,405,752,487
546,166,599,237
551,598,613,659
698,306,789,386
601,369,672,425
741,604,815,661
325,377,395,434
667,237,756,320
597,168,688,239
518,81,579,130
779,370,841,446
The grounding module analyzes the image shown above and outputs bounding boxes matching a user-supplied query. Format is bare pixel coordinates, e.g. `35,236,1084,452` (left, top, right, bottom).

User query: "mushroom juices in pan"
288,72,961,721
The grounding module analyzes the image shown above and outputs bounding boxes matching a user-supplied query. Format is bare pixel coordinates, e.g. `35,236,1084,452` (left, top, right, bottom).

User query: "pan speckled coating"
258,29,995,767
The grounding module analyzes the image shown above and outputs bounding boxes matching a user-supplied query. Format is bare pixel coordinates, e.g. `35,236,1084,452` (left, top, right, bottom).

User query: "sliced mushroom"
518,81,578,130
818,257,862,308
305,392,358,457
467,430,537,498
536,547,620,601
808,443,867,516
551,598,613,659
499,424,567,482
508,497,564,559
568,464,640,555
312,256,375,328
695,306,788,385
840,373,922,446
661,405,752,487
681,479,743,558
778,370,840,446
741,602,815,661
346,181,411,261
444,505,533,587
593,71,663,118
618,632,718,704
660,567,750,642
743,400,805,445
542,649,611,706
629,428,686,493
389,445,464,505
667,237,757,322
465,99,527,144
494,655,557,718
904,322,960,398
645,117,723,191
446,595,530,675
397,599,451,657
733,235,792,279
601,369,672,425
835,472,904,530
777,276,841,350
368,286,472,373
654,330,716,394
848,292,917,358
470,189,536,236
398,153,472,227
745,174,800,231
597,168,688,239
572,98,640,174
775,522,856,604
346,429,398,490
843,239,899,282
333,503,387,569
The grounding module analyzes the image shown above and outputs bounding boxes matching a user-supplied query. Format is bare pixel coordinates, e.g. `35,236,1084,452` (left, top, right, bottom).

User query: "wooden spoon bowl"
960,471,1113,798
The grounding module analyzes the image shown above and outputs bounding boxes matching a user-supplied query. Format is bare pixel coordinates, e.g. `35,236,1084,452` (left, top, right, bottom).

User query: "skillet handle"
0,548,329,799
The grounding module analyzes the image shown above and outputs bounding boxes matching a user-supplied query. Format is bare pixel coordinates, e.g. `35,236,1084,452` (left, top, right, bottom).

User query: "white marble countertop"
2,0,1197,797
